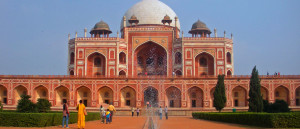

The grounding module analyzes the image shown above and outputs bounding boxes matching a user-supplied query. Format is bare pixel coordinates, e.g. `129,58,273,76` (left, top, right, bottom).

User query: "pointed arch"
119,70,126,76
134,41,167,76
0,85,8,105
98,86,114,106
165,86,181,108
143,86,158,107
274,86,289,104
195,52,214,76
296,86,300,106
175,52,182,64
119,52,126,64
76,86,92,107
120,86,136,107
226,52,232,64
54,86,69,106
70,52,75,65
232,86,247,107
87,52,106,76
261,86,268,101
187,86,203,108
13,85,28,105
33,85,49,102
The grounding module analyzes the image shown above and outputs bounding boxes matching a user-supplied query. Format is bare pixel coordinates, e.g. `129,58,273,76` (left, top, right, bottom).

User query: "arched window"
138,56,143,65
126,92,131,98
70,52,75,65
175,52,182,64
119,70,126,76
146,57,154,65
94,57,101,67
158,57,163,66
175,70,182,76
234,92,239,97
227,52,232,64
119,52,126,64
104,92,109,98
227,70,232,76
275,91,280,97
191,92,196,98
70,70,74,75
200,57,207,67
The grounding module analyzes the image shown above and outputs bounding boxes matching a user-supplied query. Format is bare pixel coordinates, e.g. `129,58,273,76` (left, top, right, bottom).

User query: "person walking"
159,106,163,120
164,106,168,120
106,109,111,124
108,103,116,122
131,107,135,117
77,100,86,129
100,105,105,123
62,100,69,128
136,108,140,117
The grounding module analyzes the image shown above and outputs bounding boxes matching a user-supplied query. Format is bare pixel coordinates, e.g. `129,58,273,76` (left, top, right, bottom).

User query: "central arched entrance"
134,42,167,76
87,52,106,76
143,87,158,107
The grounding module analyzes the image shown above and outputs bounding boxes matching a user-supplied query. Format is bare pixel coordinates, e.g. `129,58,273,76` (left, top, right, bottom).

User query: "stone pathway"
0,116,262,129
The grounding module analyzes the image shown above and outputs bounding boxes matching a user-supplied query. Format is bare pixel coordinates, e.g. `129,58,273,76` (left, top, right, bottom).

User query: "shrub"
263,99,290,113
36,99,52,113
0,112,100,127
17,95,37,113
192,112,300,128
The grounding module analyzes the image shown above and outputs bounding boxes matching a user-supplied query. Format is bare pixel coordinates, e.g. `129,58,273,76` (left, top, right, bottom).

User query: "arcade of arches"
0,78,300,111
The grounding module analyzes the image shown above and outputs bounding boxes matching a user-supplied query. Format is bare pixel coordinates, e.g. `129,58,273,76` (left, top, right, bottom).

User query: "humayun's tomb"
0,0,300,113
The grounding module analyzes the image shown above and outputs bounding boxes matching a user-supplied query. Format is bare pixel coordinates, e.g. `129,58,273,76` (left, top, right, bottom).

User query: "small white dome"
121,0,180,29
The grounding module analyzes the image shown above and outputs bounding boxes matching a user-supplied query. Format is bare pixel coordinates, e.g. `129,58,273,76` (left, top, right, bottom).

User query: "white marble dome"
121,0,180,29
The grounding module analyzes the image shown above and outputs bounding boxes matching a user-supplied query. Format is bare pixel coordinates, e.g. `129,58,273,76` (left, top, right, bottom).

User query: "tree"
0,101,3,112
36,99,52,113
17,95,37,113
213,75,227,112
248,66,264,112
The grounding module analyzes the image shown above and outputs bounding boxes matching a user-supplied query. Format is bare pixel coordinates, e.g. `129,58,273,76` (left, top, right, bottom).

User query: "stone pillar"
84,28,87,37
214,28,217,37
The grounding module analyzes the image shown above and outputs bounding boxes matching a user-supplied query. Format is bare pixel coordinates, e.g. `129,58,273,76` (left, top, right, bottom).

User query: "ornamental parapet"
0,75,299,80
75,37,118,41
126,27,173,31
182,37,232,41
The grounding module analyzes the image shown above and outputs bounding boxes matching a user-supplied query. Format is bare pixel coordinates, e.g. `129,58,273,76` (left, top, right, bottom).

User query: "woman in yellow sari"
77,100,86,129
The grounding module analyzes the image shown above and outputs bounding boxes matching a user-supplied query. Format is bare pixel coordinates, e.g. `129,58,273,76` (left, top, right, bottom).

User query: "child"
106,109,111,124
136,108,140,117
101,107,106,123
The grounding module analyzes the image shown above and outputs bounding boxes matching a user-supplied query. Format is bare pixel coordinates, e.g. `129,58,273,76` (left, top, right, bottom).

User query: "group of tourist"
131,107,140,117
61,101,169,128
61,100,116,128
100,104,116,124
159,106,168,120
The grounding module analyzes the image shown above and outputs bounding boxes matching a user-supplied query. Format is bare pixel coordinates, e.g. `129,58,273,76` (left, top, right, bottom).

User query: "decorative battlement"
75,37,119,41
182,37,232,41
0,75,299,80
126,27,174,31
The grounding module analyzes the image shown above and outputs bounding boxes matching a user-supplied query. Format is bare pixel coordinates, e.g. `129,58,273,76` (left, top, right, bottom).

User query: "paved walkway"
0,117,261,129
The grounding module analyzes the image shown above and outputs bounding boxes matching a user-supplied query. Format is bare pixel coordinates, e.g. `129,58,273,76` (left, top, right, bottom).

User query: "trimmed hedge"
0,112,100,127
192,112,300,128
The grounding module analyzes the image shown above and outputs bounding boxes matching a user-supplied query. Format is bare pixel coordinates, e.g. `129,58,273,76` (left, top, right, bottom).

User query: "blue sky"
0,0,299,75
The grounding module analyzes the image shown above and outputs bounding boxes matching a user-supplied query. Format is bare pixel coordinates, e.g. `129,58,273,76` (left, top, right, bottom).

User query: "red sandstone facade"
0,0,300,110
